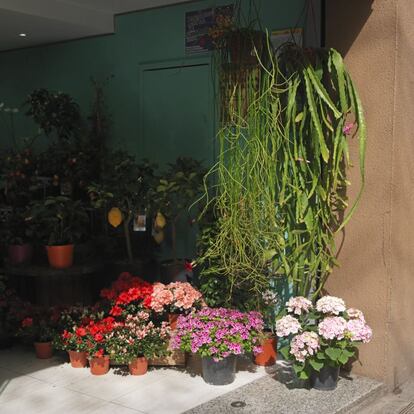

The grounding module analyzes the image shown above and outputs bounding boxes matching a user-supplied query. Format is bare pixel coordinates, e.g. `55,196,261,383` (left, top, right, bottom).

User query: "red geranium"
109,306,123,316
22,317,33,328
75,327,87,337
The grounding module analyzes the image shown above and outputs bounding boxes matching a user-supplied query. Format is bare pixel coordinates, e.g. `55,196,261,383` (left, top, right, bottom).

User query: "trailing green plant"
199,39,366,307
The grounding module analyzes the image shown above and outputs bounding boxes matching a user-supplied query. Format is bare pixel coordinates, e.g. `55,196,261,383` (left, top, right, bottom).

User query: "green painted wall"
0,0,309,159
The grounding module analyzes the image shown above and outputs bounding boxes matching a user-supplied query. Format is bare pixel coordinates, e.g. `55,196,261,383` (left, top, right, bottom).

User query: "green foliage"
26,196,89,245
200,39,366,304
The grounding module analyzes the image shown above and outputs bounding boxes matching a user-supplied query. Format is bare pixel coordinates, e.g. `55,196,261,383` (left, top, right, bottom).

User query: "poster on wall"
271,28,303,53
185,5,233,55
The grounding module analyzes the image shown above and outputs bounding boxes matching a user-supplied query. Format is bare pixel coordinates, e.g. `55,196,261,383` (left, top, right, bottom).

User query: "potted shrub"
152,157,206,282
149,282,204,329
85,316,116,375
54,306,93,368
276,295,373,390
19,307,59,359
171,307,264,385
88,151,157,264
26,196,89,268
107,311,170,376
1,207,35,265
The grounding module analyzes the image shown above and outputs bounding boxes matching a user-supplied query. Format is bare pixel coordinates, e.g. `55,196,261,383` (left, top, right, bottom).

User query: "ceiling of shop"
0,0,191,52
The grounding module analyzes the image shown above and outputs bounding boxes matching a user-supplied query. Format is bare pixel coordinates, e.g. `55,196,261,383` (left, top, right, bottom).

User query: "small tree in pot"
152,157,206,281
26,196,89,268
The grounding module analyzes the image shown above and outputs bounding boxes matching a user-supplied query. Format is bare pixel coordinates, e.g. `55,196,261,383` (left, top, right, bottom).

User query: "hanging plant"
198,39,366,308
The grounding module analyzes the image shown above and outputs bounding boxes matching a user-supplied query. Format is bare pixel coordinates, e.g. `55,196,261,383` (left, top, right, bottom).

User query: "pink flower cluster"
318,316,347,340
290,331,320,362
276,315,301,337
346,318,372,343
316,296,346,315
150,282,203,313
286,296,312,315
171,307,264,360
347,308,365,322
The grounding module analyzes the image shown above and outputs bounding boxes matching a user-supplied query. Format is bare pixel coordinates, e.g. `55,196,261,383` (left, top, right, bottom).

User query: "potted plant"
254,288,280,366
88,151,157,264
54,306,93,368
276,295,373,390
85,316,116,375
152,157,206,282
26,196,89,268
149,282,204,329
107,311,170,376
1,208,34,265
19,306,59,359
171,307,264,385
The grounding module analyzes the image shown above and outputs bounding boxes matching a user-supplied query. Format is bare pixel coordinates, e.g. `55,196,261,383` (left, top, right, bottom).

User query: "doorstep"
184,360,386,414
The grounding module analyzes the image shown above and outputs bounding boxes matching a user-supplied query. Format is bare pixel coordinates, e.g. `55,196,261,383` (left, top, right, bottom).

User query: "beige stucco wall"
326,0,414,389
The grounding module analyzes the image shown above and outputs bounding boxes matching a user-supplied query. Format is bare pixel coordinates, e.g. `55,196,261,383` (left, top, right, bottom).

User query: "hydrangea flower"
346,308,365,322
318,316,347,340
276,315,301,337
316,296,346,315
286,296,312,315
346,319,372,343
290,331,320,362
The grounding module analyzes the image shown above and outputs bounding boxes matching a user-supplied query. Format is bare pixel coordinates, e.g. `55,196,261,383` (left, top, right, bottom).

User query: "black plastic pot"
201,355,236,385
310,365,340,391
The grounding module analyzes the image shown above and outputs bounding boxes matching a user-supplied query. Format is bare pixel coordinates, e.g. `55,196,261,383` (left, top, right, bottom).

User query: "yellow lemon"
108,207,123,228
154,212,166,230
153,230,164,244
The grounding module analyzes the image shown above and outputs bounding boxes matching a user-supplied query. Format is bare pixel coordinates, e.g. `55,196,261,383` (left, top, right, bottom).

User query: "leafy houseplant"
171,307,264,385
152,157,206,277
26,196,89,268
276,296,372,390
88,151,157,263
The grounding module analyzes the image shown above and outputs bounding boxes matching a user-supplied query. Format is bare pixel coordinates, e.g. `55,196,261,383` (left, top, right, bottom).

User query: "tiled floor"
0,346,268,414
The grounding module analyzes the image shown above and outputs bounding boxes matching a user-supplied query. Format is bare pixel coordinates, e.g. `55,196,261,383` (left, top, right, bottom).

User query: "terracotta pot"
8,244,33,265
128,356,148,375
34,341,53,359
89,356,110,375
46,244,74,269
68,350,88,368
254,335,277,366
168,313,179,331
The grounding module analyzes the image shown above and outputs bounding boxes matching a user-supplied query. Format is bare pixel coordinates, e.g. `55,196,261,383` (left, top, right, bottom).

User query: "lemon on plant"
153,230,164,244
108,207,123,228
154,212,166,230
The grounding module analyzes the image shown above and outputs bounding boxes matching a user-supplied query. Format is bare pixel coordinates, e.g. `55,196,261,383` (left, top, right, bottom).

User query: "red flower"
88,323,100,336
185,261,193,272
100,288,116,301
109,306,122,316
143,295,152,309
75,327,87,337
22,317,33,328
62,330,71,339
94,333,104,342
94,348,104,358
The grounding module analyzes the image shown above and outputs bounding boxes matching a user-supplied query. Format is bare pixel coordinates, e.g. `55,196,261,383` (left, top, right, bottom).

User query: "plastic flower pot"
68,350,88,368
201,355,236,385
128,357,148,376
34,342,53,359
46,244,74,269
310,365,340,391
254,335,277,366
89,356,110,375
8,244,33,265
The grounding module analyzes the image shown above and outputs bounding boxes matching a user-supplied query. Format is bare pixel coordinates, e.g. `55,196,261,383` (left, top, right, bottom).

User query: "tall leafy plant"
199,40,366,308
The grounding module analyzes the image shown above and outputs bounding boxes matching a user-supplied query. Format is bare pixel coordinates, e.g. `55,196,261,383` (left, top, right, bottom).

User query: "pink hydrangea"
318,316,347,340
347,308,365,322
346,319,372,343
290,331,320,362
286,296,312,315
316,296,346,315
276,315,301,337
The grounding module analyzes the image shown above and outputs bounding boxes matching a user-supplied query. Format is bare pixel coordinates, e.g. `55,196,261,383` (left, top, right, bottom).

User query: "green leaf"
309,359,324,372
295,112,304,123
325,347,341,362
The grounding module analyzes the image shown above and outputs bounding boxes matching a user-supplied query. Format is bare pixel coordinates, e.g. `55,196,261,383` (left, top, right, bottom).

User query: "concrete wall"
326,0,414,389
